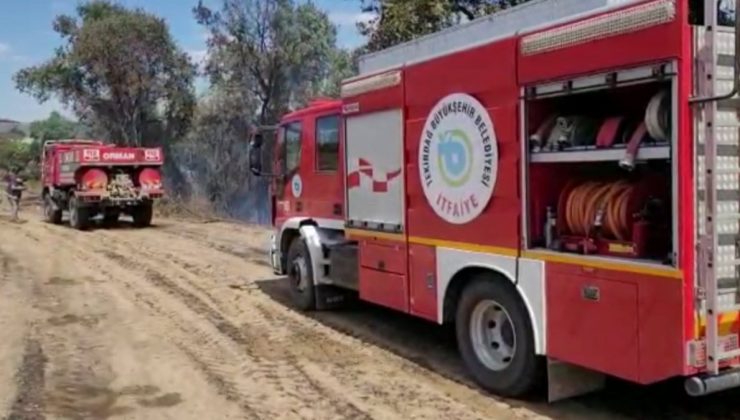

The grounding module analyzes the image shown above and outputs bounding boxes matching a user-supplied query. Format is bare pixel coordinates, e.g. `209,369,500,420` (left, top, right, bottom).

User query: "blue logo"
437,129,473,188
291,174,302,198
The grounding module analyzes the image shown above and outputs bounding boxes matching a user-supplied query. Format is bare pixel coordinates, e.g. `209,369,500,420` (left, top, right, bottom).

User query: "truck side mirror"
249,134,263,176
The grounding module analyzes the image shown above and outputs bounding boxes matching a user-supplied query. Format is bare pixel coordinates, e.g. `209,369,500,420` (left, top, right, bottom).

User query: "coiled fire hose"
620,89,671,170
645,89,670,142
560,180,634,241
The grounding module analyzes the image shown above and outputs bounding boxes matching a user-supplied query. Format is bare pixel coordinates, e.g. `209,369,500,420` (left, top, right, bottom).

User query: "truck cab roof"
44,139,117,149
281,98,342,123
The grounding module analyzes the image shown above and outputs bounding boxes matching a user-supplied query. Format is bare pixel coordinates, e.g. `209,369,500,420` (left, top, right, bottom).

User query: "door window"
316,115,339,171
284,122,302,173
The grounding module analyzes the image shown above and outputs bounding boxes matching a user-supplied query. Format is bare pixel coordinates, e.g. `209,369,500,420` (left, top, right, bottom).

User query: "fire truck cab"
250,0,740,401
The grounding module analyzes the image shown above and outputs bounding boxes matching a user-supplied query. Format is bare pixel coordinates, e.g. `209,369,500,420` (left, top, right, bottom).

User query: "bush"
0,141,35,176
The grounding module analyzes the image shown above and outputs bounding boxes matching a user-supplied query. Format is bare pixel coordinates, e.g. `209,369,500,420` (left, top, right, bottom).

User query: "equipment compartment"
523,65,675,265
546,271,640,382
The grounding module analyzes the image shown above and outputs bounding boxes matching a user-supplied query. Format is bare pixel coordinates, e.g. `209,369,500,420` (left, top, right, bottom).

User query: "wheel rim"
289,257,309,293
469,299,517,372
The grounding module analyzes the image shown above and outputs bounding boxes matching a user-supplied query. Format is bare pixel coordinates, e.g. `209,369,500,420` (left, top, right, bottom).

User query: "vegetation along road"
1,202,740,419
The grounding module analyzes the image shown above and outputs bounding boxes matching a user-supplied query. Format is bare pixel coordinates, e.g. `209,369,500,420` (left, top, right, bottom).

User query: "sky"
0,0,371,123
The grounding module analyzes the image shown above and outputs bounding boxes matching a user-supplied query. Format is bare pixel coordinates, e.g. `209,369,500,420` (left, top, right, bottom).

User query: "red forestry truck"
249,0,740,401
41,139,164,230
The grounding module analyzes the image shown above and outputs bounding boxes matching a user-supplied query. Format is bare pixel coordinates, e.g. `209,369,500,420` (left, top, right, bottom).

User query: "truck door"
311,113,344,219
274,112,344,228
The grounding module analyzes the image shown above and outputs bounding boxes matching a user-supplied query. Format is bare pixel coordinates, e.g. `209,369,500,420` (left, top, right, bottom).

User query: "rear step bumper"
686,368,740,396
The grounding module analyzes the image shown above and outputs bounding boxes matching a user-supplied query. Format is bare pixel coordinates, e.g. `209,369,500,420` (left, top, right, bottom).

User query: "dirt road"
1,205,739,419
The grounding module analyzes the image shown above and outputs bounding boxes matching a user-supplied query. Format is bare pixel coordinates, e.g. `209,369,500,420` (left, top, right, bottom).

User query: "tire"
68,196,89,231
286,237,316,311
455,275,543,398
132,202,153,227
42,194,62,225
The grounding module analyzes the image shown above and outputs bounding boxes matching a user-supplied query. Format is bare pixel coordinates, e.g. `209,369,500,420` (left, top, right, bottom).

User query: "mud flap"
547,358,606,402
315,285,354,310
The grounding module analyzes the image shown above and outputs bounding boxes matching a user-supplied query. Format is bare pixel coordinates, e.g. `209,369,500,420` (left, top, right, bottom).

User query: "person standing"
4,167,25,222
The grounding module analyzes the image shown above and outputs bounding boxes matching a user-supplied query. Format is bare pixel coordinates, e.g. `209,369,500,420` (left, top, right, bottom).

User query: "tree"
25,111,81,166
175,87,261,218
14,1,195,147
29,111,78,143
194,0,348,124
0,141,33,174
322,48,359,98
357,0,532,52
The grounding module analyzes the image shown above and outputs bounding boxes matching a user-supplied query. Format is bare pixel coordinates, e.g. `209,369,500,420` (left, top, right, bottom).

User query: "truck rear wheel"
68,196,89,231
132,203,153,227
286,237,316,311
43,194,62,225
455,275,543,398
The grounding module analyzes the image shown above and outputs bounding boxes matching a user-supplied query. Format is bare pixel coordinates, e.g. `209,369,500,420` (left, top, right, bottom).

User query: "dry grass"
155,195,232,224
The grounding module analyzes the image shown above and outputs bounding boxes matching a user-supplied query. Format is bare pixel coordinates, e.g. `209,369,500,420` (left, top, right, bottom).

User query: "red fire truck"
41,139,164,230
249,0,740,401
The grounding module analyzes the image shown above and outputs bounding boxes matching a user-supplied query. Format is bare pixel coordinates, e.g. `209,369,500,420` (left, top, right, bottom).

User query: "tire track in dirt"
93,229,517,420
6,339,46,420
155,225,270,266
31,223,371,420
175,344,261,420
27,225,272,418
94,233,439,417
13,217,740,419
0,241,46,420
3,227,147,420
96,247,374,420
24,221,544,420
72,228,455,419
9,223,252,419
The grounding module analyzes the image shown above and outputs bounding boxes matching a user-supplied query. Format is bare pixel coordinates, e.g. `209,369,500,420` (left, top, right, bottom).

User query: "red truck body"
255,0,740,401
41,139,164,229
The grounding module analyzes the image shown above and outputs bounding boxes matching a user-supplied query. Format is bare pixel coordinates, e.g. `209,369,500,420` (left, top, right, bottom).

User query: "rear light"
139,168,162,190
80,168,108,190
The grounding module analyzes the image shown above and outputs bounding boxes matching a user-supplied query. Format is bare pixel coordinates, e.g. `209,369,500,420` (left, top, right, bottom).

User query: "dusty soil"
1,199,739,420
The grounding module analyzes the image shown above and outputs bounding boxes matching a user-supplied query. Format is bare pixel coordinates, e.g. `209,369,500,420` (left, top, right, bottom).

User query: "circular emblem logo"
418,93,498,224
291,174,303,198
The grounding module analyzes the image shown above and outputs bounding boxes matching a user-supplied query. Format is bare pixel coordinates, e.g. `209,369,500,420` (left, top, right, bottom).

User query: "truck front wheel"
286,237,316,311
455,275,543,398
68,196,89,231
132,203,153,227
43,194,62,225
